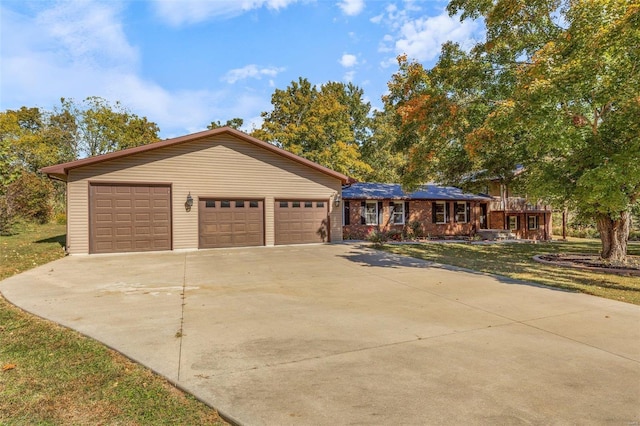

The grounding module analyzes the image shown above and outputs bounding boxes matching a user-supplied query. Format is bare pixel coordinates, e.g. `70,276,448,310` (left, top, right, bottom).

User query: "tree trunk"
596,212,630,263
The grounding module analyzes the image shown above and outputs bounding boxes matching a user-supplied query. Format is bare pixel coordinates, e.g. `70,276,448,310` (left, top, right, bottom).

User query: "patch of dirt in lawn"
535,253,640,276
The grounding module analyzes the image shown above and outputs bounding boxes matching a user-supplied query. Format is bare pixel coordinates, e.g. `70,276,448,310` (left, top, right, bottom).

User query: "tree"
0,106,78,183
207,118,244,130
360,109,405,183
386,0,639,262
252,78,373,180
59,97,160,157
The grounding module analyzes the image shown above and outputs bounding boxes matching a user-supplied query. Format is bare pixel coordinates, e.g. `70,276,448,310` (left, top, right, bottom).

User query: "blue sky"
0,0,482,138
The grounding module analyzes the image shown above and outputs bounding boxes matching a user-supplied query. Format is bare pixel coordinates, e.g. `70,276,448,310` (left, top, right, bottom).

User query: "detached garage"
41,128,350,255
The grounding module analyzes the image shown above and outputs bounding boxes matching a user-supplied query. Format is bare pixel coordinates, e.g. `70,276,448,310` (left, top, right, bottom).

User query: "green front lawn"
0,222,226,425
382,239,640,305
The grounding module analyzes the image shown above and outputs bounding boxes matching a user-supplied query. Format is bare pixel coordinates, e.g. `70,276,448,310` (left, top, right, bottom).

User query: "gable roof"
342,182,492,201
40,127,353,184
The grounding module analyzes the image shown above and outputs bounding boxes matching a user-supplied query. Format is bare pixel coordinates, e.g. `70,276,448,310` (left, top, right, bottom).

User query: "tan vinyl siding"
67,134,342,254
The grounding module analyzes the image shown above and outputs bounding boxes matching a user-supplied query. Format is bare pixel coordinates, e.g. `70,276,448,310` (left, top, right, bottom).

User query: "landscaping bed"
534,253,640,276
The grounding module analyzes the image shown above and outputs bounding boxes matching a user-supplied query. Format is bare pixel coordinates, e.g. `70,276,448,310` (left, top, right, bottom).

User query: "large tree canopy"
386,0,639,261
252,78,373,180
59,97,160,157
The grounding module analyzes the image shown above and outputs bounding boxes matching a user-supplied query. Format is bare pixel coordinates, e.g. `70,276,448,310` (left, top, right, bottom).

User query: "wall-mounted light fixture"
185,192,194,212
334,194,341,207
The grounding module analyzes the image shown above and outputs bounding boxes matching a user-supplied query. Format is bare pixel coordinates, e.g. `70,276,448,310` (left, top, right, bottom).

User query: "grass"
381,238,640,305
0,222,226,425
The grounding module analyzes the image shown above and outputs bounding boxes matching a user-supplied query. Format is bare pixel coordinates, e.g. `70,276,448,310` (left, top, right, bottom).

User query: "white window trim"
528,215,539,230
435,201,447,224
508,215,518,230
391,201,405,225
365,201,378,225
455,202,468,224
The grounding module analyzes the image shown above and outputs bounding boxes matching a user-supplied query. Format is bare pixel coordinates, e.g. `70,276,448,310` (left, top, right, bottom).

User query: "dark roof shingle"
342,182,491,201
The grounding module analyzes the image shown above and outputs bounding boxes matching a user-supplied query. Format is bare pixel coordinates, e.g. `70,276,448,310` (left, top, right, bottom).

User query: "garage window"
317,201,324,208
250,201,259,208
236,200,245,208
280,201,288,208
305,201,313,208
292,201,300,208
205,200,216,208
221,200,231,208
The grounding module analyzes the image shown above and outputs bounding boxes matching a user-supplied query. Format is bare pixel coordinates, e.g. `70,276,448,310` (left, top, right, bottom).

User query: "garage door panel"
275,200,329,245
199,199,264,249
90,184,172,254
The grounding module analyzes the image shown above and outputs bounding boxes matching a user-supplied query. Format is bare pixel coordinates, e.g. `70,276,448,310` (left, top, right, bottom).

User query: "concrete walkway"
1,244,639,425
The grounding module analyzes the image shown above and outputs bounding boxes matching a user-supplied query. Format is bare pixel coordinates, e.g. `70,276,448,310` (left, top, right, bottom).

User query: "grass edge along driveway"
381,239,640,306
0,223,227,425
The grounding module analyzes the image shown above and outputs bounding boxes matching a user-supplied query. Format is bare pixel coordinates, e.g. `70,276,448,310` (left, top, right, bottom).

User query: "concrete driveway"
1,243,639,425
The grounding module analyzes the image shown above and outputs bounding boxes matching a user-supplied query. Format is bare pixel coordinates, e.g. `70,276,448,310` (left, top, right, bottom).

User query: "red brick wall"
489,211,552,240
342,200,482,240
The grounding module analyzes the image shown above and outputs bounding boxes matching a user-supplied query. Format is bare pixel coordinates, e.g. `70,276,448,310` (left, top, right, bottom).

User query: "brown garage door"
199,199,264,248
90,184,172,254
275,200,329,245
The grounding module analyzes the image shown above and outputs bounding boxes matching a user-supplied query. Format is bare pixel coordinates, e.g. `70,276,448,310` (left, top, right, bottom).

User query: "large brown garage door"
199,199,264,248
90,184,172,254
275,200,329,245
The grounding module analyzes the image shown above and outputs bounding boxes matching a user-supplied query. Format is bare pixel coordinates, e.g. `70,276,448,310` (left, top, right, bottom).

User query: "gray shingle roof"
342,182,492,201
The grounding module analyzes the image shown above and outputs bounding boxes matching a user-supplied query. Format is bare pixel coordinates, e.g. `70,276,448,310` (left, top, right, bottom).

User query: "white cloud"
150,0,300,26
37,1,138,67
370,14,383,24
337,0,364,16
343,70,356,82
376,6,481,64
0,1,272,138
222,65,285,84
339,53,358,68
395,12,480,62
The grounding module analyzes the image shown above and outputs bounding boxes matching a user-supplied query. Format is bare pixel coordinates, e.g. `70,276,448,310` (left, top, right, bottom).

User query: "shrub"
5,171,54,224
366,229,388,247
54,212,67,225
386,229,403,241
0,195,16,236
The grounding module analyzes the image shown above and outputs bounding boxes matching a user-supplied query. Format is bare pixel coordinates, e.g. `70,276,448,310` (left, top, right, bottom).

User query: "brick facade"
343,199,485,240
489,211,552,240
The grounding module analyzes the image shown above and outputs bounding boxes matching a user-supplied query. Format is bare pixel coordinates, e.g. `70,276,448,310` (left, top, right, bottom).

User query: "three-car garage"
42,128,349,255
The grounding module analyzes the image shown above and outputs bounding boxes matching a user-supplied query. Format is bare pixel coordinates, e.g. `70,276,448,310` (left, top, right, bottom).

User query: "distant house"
342,182,552,241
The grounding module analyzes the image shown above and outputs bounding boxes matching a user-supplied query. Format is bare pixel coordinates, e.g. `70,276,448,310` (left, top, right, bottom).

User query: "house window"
508,215,519,230
528,215,539,230
364,201,378,225
434,202,447,224
390,201,404,225
455,202,468,223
